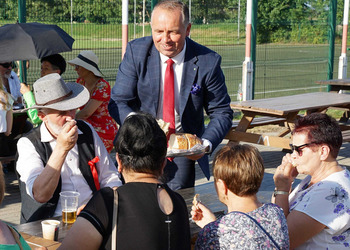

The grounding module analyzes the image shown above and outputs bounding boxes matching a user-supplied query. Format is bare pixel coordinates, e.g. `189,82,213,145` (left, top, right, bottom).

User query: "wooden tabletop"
231,92,350,116
20,232,61,249
15,219,72,244
316,78,350,86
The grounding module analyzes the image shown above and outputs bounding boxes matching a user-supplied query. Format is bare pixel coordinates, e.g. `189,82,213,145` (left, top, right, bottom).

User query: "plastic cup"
59,191,80,224
41,219,60,241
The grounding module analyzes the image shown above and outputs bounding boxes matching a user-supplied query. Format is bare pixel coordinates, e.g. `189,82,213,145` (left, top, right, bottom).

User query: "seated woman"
68,50,118,153
273,113,350,249
191,144,289,249
59,112,191,250
0,162,45,249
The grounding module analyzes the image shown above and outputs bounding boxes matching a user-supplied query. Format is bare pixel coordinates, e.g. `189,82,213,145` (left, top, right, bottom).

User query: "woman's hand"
191,202,216,228
273,153,299,192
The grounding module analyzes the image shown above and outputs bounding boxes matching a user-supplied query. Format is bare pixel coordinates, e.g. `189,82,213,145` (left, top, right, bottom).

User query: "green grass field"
17,22,347,101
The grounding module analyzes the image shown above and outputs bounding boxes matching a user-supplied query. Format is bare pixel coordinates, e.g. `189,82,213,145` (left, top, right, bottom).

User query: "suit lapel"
180,39,198,118
147,45,161,114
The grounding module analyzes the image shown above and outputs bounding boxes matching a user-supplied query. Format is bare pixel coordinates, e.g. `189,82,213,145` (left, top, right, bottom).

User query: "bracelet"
273,190,289,197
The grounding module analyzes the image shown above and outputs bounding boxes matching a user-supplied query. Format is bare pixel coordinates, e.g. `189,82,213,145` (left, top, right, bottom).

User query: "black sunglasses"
289,143,315,156
0,62,12,68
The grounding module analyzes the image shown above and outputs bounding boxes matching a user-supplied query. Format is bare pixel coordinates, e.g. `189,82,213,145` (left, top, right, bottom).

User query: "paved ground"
2,138,350,227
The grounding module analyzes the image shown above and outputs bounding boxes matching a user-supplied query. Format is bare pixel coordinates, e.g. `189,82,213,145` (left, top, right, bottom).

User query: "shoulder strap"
111,188,118,250
234,211,281,250
8,225,23,250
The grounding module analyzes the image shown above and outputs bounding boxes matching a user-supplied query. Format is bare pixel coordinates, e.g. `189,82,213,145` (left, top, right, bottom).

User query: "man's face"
41,61,60,77
0,62,13,78
151,7,191,58
40,109,76,136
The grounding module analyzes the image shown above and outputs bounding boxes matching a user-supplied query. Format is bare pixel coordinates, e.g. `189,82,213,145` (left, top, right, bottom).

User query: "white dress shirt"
5,71,22,102
156,43,186,132
156,42,212,152
16,121,122,216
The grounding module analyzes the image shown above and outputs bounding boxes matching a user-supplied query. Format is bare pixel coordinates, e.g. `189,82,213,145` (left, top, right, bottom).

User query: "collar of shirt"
40,122,83,143
159,41,186,65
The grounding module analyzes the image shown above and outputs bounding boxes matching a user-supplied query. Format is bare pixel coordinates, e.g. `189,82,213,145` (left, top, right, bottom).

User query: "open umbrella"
0,22,74,63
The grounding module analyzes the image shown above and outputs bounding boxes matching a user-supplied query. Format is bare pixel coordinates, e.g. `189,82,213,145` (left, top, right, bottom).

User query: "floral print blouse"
195,203,289,249
77,77,118,153
289,168,350,249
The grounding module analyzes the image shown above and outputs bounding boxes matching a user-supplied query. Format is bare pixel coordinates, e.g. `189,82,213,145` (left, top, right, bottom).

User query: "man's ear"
116,154,123,173
38,110,46,121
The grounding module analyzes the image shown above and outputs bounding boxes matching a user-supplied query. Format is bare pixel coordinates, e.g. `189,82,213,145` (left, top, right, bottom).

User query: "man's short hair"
213,144,264,196
41,54,67,75
153,0,190,26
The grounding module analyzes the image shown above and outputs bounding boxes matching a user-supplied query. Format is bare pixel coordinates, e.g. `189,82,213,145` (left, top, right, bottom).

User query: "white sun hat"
68,50,103,77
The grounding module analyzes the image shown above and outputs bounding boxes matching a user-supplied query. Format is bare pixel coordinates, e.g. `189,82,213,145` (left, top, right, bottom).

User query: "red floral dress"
77,78,118,153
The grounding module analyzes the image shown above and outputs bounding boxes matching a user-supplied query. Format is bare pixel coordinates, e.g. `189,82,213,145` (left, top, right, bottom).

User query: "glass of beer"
59,191,80,224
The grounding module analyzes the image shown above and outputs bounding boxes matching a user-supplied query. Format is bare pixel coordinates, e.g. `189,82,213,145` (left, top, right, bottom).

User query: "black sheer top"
79,182,191,250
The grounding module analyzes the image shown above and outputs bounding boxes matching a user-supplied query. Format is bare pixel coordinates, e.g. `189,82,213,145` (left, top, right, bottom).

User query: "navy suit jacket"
108,36,233,179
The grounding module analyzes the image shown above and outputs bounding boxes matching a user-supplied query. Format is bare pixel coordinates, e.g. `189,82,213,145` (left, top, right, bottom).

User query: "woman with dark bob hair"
60,112,191,250
273,113,350,249
191,144,289,249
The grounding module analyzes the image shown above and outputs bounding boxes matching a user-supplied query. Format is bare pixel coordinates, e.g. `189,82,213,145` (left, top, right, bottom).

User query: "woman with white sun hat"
69,50,118,153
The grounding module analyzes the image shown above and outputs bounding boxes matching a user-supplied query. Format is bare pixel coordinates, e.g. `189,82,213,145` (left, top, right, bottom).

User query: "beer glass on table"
59,191,80,224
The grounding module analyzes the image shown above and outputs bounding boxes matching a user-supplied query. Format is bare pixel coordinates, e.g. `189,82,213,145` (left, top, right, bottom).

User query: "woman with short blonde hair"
192,144,289,249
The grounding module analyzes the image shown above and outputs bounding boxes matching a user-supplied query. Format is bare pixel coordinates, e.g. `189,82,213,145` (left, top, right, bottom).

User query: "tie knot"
167,59,174,66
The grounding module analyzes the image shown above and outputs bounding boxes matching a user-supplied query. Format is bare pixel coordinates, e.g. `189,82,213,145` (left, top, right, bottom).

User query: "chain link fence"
0,0,346,101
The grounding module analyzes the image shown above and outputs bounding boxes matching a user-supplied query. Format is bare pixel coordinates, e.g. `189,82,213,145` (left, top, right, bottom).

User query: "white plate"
166,144,208,157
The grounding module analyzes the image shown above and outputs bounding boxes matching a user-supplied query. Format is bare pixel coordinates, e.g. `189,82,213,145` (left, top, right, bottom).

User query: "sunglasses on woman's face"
289,143,315,156
0,62,12,68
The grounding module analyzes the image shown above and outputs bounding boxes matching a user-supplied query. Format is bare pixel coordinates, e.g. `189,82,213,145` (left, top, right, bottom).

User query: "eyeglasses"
0,62,12,68
289,143,315,156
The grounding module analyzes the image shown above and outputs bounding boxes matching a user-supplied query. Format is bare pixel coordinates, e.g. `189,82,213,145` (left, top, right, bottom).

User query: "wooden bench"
231,116,286,129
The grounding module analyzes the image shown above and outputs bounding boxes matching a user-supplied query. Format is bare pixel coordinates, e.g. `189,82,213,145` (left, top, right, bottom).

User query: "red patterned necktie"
163,59,175,138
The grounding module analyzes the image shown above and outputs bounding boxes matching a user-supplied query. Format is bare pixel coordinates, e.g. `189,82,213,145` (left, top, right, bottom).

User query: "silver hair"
151,0,190,26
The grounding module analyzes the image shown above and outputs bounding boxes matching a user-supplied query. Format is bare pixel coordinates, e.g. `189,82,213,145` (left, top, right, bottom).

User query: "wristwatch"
273,190,289,197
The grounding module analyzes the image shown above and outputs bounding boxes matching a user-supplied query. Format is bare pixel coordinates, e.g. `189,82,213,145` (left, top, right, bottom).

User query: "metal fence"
0,0,347,101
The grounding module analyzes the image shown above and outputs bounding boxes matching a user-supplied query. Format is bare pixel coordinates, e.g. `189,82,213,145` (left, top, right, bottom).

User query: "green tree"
190,0,229,24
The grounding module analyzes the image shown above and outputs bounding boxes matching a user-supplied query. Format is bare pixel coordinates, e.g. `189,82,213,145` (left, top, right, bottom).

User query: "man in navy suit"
108,0,233,190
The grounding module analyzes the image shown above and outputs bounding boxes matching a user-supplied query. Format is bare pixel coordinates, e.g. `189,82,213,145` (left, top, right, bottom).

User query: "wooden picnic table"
316,78,350,92
18,232,62,249
226,92,350,149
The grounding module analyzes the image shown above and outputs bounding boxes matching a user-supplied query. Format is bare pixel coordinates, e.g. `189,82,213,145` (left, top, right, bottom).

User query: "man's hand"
56,119,78,152
186,152,205,161
77,204,86,215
